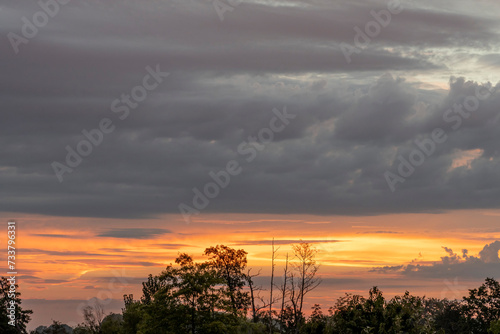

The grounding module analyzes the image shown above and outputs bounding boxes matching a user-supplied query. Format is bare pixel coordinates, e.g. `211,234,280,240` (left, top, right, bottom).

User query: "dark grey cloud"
97,228,172,239
0,0,500,219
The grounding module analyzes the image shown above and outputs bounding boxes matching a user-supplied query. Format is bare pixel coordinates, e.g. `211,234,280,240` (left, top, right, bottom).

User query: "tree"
141,273,168,304
31,321,73,334
245,269,268,323
269,238,278,333
79,300,105,334
430,298,469,333
301,304,329,334
331,287,434,334
100,313,124,334
462,277,500,333
73,326,92,334
384,290,430,333
0,276,32,334
331,291,369,333
121,295,143,334
123,251,246,334
204,245,250,315
490,320,500,334
278,253,290,332
288,242,321,332
151,253,224,334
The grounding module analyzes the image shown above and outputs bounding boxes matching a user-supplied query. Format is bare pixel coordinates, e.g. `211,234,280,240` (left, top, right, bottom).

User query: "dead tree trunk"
279,253,289,333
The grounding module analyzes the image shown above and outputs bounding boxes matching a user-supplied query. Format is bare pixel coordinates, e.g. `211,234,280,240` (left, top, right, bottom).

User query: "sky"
1,0,500,330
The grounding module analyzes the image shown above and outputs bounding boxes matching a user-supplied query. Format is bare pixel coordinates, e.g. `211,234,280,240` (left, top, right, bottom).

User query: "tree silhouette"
204,245,250,316
0,276,32,334
28,245,500,334
462,277,500,332
288,242,321,332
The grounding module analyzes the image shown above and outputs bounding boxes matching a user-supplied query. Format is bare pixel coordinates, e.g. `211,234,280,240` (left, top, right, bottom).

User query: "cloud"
356,231,402,234
22,249,116,257
0,0,500,219
30,233,85,239
150,243,193,249
96,228,172,239
19,275,67,284
370,241,500,279
232,239,344,246
478,240,500,263
479,54,500,68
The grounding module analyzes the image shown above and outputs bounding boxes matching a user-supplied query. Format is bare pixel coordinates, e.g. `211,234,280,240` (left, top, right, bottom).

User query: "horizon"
9,211,500,330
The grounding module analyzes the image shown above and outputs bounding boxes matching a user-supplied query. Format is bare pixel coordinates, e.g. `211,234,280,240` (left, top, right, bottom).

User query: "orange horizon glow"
2,210,499,329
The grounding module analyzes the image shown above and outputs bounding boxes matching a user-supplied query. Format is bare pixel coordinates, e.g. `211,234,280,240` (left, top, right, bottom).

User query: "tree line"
1,242,500,333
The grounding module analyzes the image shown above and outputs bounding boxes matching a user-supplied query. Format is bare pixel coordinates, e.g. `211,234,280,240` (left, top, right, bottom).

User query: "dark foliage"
25,245,500,334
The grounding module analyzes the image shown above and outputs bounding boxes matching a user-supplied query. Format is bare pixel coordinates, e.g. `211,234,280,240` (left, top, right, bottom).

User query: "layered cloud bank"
1,0,499,217
372,240,500,279
2,1,500,218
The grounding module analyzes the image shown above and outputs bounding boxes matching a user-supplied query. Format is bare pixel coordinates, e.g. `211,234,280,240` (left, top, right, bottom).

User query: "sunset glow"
2,210,498,328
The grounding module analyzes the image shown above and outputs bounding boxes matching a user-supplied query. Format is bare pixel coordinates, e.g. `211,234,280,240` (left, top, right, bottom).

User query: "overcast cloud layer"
2,0,500,218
